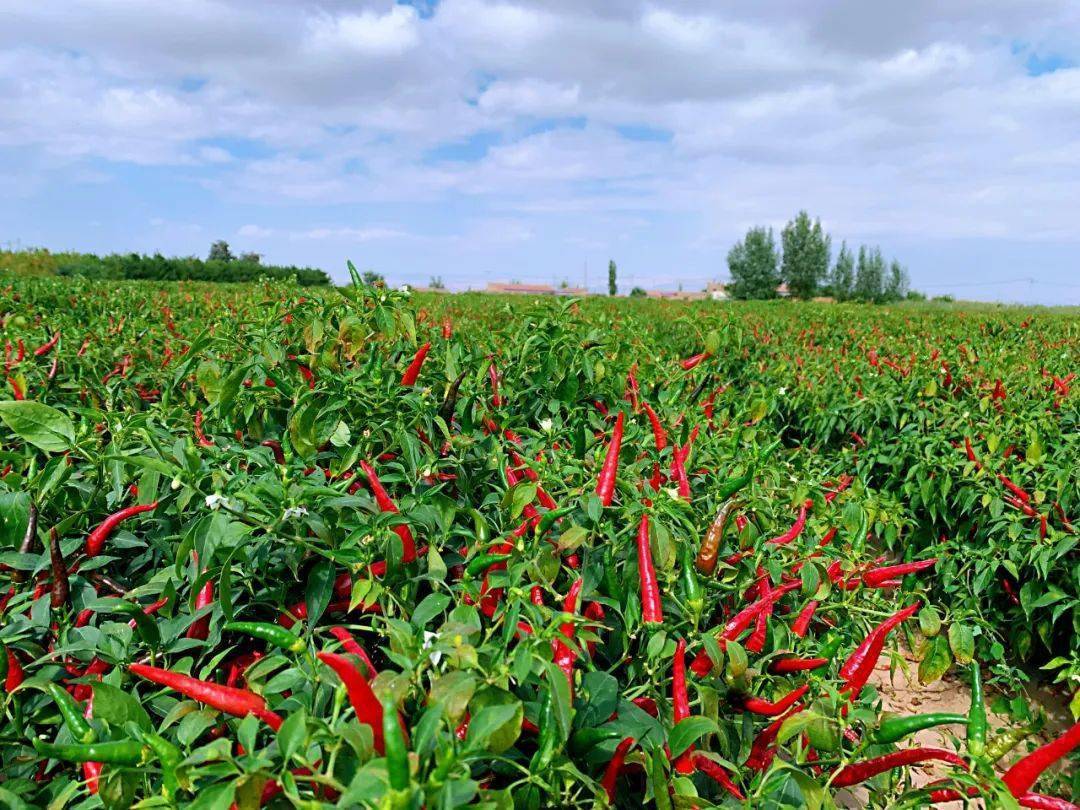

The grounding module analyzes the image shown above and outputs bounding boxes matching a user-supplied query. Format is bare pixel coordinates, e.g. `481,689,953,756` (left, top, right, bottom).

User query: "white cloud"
1,0,1079,301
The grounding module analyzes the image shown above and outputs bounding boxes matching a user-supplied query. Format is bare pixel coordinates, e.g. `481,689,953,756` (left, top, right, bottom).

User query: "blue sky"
1,1,1078,303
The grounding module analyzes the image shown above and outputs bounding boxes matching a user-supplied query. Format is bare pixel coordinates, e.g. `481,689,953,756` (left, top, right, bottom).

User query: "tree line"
53,241,329,286
727,212,917,302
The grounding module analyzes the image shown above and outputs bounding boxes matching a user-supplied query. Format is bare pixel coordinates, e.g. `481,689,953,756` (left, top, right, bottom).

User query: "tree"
239,252,261,265
853,246,885,303
208,241,234,262
727,227,780,300
884,260,909,302
429,276,445,289
362,270,385,286
780,211,831,299
629,287,646,298
608,260,617,296
830,242,854,301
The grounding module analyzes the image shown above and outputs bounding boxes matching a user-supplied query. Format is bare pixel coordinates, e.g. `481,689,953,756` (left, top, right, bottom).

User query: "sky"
1,1,1079,304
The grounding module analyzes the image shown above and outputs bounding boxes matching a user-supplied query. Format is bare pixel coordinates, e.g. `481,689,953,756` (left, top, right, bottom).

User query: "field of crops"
0,271,1077,808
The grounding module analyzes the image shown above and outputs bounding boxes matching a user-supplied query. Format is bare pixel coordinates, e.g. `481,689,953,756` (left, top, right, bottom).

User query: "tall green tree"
608,260,617,296
207,240,234,263
854,246,885,303
727,227,780,300
780,211,831,299
884,260,910,302
830,241,854,301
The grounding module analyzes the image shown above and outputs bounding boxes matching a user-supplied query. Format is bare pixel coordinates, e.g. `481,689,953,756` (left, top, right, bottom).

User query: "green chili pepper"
869,712,966,745
47,683,95,744
382,694,410,805
679,545,704,624
144,732,181,799
715,468,754,501
224,621,306,653
535,506,574,536
465,552,510,578
818,632,843,660
469,509,489,544
967,662,987,758
32,738,146,765
529,688,558,772
984,719,1042,764
757,439,781,464
649,746,673,810
569,726,623,756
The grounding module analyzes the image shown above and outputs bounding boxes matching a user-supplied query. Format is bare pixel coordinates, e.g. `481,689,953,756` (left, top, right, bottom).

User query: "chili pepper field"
0,270,1077,809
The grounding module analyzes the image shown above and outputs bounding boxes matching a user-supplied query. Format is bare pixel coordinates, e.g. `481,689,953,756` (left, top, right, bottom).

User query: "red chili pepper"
839,603,920,700
741,685,809,716
693,754,745,800
441,319,452,339
680,351,712,370
552,578,583,693
316,652,386,753
670,637,696,773
641,402,667,451
671,446,690,499
768,656,828,674
595,412,625,507
328,627,377,678
5,649,24,691
767,499,812,545
1017,793,1080,810
400,341,431,386
791,600,819,638
488,362,502,407
831,748,966,787
192,410,214,448
358,460,416,563
862,558,937,588
637,513,663,625
33,331,60,357
85,502,159,557
186,554,214,640
128,663,282,730
7,377,23,400
999,473,1031,504
601,737,636,801
624,367,640,411
1002,720,1080,797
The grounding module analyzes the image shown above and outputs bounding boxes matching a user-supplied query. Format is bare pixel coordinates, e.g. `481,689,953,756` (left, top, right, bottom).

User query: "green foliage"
884,260,910,302
207,240,235,262
52,251,329,286
727,226,780,299
629,286,646,297
831,241,855,301
608,259,617,297
0,276,1076,807
854,245,886,302
780,211,831,299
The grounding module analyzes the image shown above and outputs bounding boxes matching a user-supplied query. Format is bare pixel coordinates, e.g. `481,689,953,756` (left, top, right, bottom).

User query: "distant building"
486,282,588,296
776,283,791,298
644,289,706,301
706,281,729,300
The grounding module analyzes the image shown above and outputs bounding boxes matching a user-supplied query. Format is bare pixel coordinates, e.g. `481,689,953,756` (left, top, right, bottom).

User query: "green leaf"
466,703,521,754
304,558,335,628
0,401,74,453
428,671,477,723
92,682,152,732
0,492,31,549
412,593,451,628
668,716,719,758
277,707,307,762
918,635,952,685
948,623,975,665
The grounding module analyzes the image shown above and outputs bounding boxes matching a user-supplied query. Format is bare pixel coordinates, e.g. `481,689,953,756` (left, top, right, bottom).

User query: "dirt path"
835,652,1073,807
